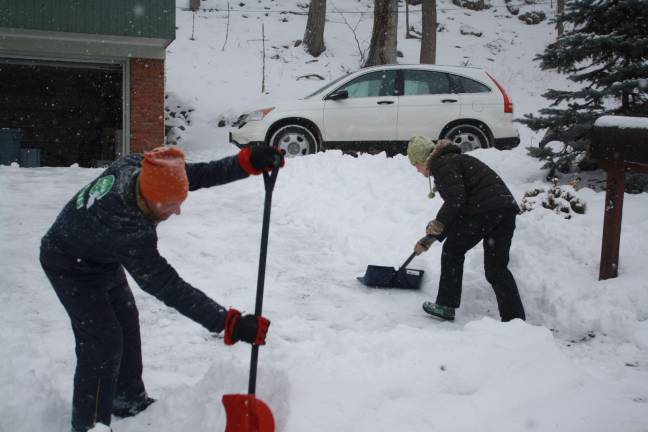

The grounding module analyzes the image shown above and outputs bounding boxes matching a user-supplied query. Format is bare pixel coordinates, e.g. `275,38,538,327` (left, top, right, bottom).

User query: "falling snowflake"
133,4,145,17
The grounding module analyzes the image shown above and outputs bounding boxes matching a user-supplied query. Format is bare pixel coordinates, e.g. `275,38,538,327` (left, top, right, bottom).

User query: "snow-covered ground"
2,1,647,431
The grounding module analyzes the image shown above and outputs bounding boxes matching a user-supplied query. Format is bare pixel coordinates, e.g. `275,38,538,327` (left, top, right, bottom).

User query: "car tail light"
486,72,513,114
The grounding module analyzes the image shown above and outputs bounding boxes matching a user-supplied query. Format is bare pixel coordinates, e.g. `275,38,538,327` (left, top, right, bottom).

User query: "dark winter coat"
40,153,249,333
426,142,520,236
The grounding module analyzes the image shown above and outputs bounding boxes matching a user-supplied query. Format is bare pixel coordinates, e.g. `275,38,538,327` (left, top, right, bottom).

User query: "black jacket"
427,143,519,234
41,153,249,333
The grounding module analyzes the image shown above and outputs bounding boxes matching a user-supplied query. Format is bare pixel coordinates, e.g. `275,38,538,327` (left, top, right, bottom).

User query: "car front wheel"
443,124,491,152
269,125,318,157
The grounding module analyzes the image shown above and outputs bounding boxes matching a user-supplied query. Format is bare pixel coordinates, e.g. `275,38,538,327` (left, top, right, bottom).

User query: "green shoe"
422,301,455,321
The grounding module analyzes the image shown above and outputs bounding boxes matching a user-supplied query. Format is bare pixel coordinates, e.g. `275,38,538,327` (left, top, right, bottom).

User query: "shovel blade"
357,265,424,289
223,394,275,432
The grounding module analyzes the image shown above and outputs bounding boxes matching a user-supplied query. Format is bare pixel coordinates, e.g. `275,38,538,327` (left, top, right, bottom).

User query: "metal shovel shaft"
398,252,417,271
222,156,280,432
248,162,279,395
397,235,434,271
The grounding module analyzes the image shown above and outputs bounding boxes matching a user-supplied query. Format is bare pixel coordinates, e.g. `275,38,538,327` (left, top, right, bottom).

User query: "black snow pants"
40,246,147,431
436,208,526,322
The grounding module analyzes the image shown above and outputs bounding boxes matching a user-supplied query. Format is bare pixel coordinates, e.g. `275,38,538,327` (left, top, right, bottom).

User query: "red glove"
237,146,285,175
224,308,270,346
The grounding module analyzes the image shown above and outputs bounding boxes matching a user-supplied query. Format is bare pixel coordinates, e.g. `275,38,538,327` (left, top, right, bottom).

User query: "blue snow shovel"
222,154,281,432
357,235,434,289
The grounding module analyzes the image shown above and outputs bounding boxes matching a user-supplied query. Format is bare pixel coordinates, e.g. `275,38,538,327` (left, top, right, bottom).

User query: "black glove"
224,308,270,345
237,146,285,175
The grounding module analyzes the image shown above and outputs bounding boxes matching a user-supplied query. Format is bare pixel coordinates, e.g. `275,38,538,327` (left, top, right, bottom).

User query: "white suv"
230,64,519,157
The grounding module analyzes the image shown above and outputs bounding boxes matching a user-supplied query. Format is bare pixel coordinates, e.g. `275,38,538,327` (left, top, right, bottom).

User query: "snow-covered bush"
520,179,586,219
452,0,491,11
164,93,195,145
518,10,546,25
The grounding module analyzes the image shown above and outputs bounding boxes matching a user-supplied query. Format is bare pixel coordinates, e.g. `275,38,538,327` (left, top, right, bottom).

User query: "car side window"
403,70,451,96
452,75,491,93
336,70,398,98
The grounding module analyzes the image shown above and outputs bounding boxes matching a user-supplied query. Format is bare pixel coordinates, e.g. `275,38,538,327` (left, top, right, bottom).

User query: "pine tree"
519,0,648,176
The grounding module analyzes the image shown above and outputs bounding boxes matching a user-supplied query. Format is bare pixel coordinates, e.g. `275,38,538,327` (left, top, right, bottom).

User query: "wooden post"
591,116,648,280
599,162,625,279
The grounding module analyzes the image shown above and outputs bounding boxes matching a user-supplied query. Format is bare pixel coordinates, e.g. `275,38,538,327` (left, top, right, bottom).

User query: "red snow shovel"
222,156,281,432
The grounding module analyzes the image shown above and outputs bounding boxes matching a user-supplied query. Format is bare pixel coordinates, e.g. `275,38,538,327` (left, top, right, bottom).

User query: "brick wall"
130,58,164,153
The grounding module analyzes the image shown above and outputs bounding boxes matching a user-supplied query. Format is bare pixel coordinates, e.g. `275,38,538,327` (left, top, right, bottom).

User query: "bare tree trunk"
386,0,397,55
303,0,327,57
556,0,565,37
405,0,411,39
364,0,398,67
420,0,437,64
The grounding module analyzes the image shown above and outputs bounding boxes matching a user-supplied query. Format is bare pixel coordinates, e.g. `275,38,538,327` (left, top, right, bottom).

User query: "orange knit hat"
139,146,189,205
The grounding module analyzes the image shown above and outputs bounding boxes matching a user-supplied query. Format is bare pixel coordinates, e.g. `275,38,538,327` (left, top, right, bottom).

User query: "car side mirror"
327,90,348,101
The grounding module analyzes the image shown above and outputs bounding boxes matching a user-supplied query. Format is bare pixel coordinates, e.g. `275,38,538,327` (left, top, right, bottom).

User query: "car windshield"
303,73,350,99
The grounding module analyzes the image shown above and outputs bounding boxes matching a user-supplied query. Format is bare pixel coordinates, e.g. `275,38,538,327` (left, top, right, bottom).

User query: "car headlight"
245,107,274,122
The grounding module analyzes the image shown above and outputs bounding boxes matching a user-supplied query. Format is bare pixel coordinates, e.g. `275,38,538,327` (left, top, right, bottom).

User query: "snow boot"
112,393,156,418
422,301,455,321
71,426,111,432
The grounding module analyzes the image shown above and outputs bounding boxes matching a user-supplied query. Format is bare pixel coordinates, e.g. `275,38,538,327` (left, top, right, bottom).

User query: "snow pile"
2,148,648,431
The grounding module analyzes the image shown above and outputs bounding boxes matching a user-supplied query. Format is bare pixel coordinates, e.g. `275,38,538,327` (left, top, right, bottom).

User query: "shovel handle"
248,160,280,396
399,252,418,271
399,235,436,270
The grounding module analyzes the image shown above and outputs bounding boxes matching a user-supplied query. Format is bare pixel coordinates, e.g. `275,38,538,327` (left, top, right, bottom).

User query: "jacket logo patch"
76,175,115,209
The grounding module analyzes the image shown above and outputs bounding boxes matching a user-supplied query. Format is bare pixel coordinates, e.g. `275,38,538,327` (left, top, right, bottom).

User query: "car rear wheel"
443,124,491,152
269,125,318,157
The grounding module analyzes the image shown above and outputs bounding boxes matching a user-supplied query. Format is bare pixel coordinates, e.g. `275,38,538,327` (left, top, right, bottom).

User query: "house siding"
0,0,175,40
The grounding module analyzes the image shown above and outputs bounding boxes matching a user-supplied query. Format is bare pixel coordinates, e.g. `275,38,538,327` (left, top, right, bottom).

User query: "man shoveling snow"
40,145,284,432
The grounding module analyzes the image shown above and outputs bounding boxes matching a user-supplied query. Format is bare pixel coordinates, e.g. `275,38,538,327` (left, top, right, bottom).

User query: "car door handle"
377,100,394,105
442,99,458,103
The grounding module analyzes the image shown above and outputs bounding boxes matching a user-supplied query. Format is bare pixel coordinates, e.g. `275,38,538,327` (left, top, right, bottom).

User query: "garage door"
0,58,123,167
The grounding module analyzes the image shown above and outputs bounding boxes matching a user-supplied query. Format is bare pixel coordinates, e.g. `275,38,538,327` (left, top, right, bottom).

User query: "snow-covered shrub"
518,10,546,24
460,24,483,37
164,93,195,145
452,0,491,11
505,0,519,15
520,179,586,219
